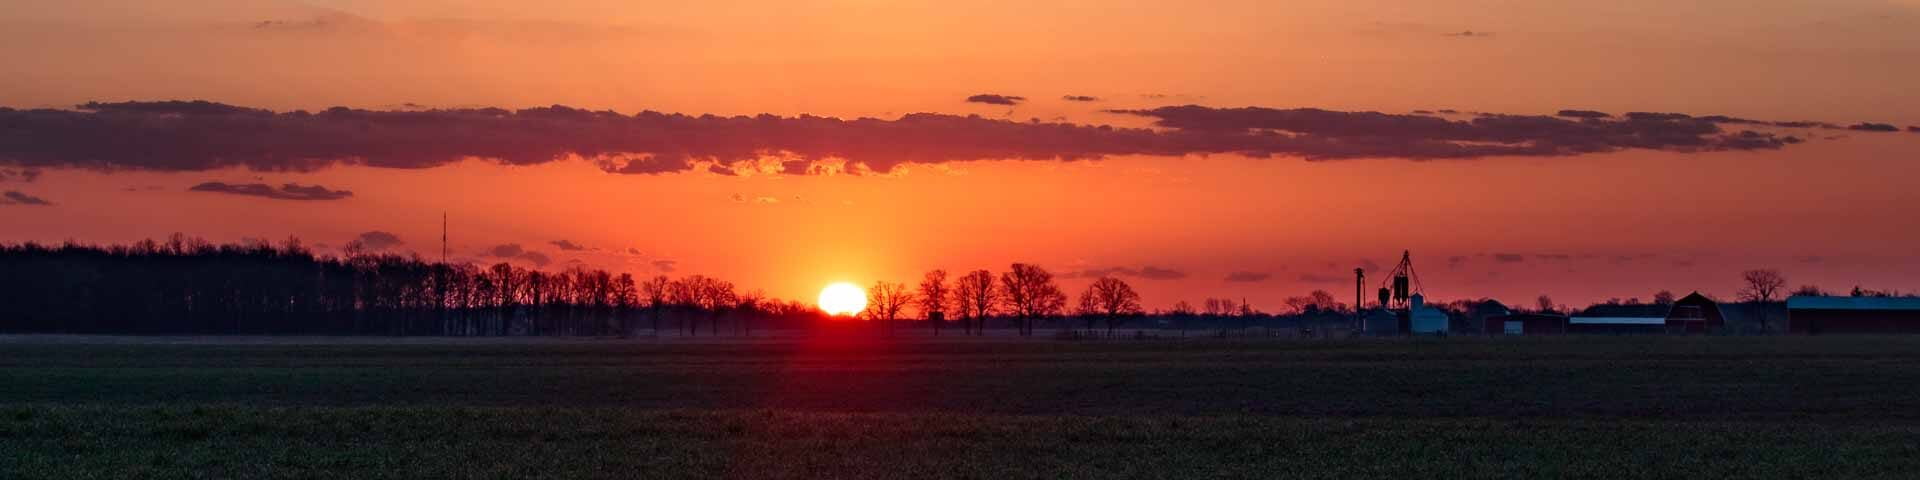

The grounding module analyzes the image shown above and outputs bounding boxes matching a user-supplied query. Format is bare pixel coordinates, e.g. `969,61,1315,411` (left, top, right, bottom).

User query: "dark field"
5,335,1920,478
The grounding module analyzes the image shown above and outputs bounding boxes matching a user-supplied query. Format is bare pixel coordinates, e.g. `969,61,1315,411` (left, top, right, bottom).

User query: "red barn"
1664,292,1725,334
1788,296,1920,334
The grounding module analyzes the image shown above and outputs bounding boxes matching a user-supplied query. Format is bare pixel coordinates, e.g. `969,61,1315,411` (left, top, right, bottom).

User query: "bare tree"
1082,277,1143,335
641,275,670,336
735,290,765,336
1653,290,1676,305
865,281,913,335
1535,295,1555,314
1739,269,1787,303
1738,269,1787,333
953,269,998,335
999,263,1066,336
918,270,950,336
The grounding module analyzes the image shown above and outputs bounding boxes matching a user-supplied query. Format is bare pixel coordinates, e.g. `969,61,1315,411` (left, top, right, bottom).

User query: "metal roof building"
1567,316,1668,334
1788,296,1920,334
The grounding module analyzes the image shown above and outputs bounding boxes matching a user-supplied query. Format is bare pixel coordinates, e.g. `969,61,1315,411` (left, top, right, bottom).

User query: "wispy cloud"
188,182,352,201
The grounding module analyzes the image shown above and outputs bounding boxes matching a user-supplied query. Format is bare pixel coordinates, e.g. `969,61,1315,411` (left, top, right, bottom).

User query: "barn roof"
1569,316,1667,325
1788,296,1920,311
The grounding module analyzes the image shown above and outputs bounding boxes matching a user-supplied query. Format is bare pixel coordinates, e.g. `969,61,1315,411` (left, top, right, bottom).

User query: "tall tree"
1738,269,1787,333
952,269,997,336
1083,277,1143,334
999,263,1066,336
865,281,913,335
917,270,950,336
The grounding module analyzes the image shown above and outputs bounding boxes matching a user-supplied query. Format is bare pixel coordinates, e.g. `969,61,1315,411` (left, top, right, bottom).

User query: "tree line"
0,236,824,335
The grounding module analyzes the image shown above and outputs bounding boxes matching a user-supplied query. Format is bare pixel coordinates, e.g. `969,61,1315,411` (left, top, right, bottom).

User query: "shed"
1484,313,1567,335
1360,308,1399,335
1787,296,1920,334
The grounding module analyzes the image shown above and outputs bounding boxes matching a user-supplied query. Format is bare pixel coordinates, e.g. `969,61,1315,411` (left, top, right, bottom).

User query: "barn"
1665,292,1726,333
1788,296,1920,334
1484,313,1567,335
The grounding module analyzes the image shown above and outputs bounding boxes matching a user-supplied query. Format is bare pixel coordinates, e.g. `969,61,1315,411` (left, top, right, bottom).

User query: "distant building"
1360,308,1399,335
1484,313,1567,335
1788,296,1920,334
1567,316,1667,334
1408,294,1449,334
1665,292,1725,334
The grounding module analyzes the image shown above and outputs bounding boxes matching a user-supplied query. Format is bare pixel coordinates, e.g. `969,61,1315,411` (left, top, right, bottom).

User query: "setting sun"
818,282,868,316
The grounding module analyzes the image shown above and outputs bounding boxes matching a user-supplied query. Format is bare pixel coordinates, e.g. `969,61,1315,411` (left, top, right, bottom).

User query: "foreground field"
4,336,1919,478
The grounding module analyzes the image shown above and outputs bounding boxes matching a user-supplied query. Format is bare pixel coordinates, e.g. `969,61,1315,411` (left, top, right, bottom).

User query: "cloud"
1910,126,1920,133
188,182,352,200
1063,265,1188,280
0,168,39,182
1447,255,1468,269
1061,95,1100,102
965,94,1026,106
517,251,551,267
356,231,403,250
488,243,525,258
1443,30,1493,38
625,247,642,255
550,239,586,251
1849,122,1900,132
1223,271,1272,283
1107,106,1812,159
1297,273,1348,284
651,260,677,273
0,101,1848,177
1556,109,1611,119
1534,253,1571,261
1492,253,1527,263
2,190,53,206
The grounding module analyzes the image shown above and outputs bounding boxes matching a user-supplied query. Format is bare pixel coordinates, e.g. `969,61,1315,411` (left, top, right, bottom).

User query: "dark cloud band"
0,101,1865,176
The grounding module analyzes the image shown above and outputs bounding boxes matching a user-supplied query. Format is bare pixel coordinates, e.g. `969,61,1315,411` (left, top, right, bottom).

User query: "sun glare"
818,282,868,316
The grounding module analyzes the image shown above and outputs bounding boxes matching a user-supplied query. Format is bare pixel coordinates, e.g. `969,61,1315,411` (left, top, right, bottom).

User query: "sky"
3,0,1918,310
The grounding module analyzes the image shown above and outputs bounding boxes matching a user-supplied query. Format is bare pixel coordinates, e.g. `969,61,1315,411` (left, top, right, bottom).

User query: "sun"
818,282,868,316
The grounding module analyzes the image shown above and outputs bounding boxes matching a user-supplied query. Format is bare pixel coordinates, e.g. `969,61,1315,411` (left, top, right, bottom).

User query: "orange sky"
3,0,1918,309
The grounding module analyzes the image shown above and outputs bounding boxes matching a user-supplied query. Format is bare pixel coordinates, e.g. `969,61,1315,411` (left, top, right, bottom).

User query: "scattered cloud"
1297,273,1348,284
1064,265,1189,280
1447,256,1468,269
1061,95,1100,102
651,260,677,273
1849,122,1900,132
625,247,642,256
2,190,53,206
1534,253,1572,261
356,231,403,250
488,244,525,258
1493,253,1527,263
517,251,551,267
965,94,1025,106
0,168,39,182
1556,109,1611,119
550,239,586,251
1223,271,1272,283
188,182,352,201
1443,30,1493,38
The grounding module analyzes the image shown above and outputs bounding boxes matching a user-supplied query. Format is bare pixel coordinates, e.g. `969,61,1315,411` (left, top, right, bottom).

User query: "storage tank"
1409,294,1450,334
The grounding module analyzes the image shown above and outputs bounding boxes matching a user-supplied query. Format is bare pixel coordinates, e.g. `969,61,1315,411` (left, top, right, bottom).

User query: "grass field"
4,335,1919,478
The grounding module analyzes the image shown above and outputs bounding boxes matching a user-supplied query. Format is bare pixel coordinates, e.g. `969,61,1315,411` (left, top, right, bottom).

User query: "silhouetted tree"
999,264,1065,336
1739,269,1787,333
1168,300,1195,336
865,281,913,335
953,269,997,335
1081,277,1143,334
1536,295,1556,314
1653,290,1676,305
918,270,950,336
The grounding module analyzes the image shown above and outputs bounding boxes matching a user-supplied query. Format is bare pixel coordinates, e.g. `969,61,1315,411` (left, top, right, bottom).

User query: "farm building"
1666,292,1726,333
1360,308,1399,335
1567,316,1668,334
1484,313,1568,335
1408,294,1449,335
1788,296,1920,334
